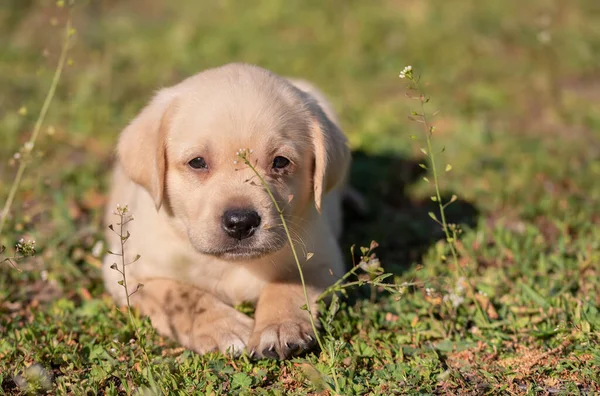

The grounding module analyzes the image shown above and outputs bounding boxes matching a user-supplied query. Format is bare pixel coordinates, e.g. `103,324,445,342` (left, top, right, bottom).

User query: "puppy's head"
117,63,349,259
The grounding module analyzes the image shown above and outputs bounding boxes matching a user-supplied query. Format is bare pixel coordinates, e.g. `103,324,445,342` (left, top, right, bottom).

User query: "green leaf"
423,177,429,183
520,283,550,308
419,163,427,169
231,373,253,389
326,293,340,325
428,212,438,222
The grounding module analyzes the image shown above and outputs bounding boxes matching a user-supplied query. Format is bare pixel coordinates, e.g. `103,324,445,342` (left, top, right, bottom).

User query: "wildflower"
358,254,382,273
23,142,34,152
15,239,36,257
235,148,254,162
443,293,465,308
399,65,413,79
114,204,131,216
443,276,467,308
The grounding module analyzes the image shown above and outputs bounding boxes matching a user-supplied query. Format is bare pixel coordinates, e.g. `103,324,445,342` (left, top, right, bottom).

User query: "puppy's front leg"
132,279,254,355
248,283,321,359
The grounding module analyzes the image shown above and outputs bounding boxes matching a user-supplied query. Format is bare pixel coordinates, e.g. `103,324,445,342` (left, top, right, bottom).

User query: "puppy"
102,63,350,359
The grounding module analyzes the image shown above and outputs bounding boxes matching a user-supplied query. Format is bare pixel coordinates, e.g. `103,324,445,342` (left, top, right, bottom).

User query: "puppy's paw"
248,320,318,360
192,313,254,357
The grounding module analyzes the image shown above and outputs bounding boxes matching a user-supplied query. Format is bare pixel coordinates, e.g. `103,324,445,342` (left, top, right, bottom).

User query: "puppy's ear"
117,89,178,209
310,108,351,213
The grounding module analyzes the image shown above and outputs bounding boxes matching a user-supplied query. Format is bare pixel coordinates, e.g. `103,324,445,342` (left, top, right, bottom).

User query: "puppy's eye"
272,156,290,169
188,157,207,170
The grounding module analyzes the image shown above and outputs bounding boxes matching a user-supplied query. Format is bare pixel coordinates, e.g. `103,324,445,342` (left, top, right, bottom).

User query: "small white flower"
23,142,34,152
443,293,465,308
41,270,48,281
13,152,21,159
399,65,413,79
233,160,238,164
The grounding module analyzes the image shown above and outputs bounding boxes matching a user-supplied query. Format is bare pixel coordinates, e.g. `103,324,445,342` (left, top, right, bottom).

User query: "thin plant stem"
0,18,73,236
239,154,342,393
110,207,158,390
410,75,490,325
238,155,325,353
330,364,342,395
118,216,138,334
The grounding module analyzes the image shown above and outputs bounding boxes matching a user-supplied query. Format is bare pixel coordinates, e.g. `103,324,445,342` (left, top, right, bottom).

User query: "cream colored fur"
102,63,350,359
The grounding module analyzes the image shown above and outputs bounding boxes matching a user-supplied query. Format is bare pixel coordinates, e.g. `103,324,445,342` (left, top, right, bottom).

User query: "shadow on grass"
342,150,479,276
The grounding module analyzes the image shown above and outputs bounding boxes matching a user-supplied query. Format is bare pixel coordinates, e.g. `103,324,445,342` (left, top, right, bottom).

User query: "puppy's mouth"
200,239,287,260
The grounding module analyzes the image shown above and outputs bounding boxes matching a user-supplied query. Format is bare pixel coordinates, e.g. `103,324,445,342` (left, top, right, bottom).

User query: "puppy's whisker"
274,219,310,244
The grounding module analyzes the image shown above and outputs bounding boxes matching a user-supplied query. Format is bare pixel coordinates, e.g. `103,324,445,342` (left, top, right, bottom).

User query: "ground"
1,0,599,394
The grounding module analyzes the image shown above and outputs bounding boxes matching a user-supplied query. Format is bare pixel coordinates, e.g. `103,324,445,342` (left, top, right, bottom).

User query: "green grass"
1,0,600,394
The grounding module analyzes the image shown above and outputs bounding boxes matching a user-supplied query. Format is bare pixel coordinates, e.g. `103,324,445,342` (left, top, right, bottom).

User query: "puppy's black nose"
222,209,261,240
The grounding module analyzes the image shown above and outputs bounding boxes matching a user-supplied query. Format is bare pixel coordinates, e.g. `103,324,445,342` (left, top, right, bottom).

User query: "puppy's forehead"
169,68,310,146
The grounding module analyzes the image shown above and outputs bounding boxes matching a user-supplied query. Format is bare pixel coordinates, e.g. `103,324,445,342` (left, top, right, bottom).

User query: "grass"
1,0,600,394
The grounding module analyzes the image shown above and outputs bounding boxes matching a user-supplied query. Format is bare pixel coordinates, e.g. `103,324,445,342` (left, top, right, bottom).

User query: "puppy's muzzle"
222,209,261,240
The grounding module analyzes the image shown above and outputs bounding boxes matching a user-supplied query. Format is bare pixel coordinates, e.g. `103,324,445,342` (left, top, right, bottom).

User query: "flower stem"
239,155,326,353
412,76,490,325
0,18,73,236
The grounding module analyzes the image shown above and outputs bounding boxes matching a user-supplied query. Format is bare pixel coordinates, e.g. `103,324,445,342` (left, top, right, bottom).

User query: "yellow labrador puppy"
103,63,350,359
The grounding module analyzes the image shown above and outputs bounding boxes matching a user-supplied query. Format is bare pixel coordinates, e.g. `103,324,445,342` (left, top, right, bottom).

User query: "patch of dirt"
446,339,598,394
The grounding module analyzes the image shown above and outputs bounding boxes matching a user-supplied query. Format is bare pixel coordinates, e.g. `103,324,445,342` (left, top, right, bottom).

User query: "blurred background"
1,0,599,272
0,0,599,392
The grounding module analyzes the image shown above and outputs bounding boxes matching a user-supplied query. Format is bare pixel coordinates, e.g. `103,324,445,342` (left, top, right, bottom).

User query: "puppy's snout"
222,209,261,240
